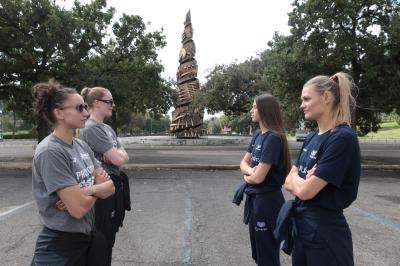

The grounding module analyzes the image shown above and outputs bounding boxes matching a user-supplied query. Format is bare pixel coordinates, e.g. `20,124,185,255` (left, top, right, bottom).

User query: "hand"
55,199,67,211
100,155,112,164
249,165,257,175
94,167,110,184
306,164,317,179
284,174,294,193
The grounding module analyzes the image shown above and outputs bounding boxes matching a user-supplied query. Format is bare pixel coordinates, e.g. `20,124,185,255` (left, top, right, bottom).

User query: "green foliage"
360,121,400,139
197,0,400,135
2,130,33,139
0,0,173,140
119,113,170,135
193,58,269,116
284,0,400,134
205,117,223,134
222,114,253,135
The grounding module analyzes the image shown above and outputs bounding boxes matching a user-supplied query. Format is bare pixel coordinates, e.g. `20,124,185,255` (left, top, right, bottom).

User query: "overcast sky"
60,0,293,82
59,0,293,118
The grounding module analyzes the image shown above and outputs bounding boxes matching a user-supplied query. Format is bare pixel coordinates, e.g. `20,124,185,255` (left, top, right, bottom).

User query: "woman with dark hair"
234,93,291,266
283,72,361,266
80,86,130,266
31,81,115,265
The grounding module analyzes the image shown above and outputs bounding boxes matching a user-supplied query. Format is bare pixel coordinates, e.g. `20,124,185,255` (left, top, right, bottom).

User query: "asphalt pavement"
0,169,399,265
0,136,399,265
0,136,399,171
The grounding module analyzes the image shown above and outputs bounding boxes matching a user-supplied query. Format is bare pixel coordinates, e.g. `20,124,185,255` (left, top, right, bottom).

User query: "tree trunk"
12,111,16,138
351,58,361,131
37,117,50,143
111,110,118,135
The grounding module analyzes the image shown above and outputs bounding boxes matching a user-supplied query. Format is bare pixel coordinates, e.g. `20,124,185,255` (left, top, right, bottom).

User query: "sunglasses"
97,99,114,105
59,103,88,113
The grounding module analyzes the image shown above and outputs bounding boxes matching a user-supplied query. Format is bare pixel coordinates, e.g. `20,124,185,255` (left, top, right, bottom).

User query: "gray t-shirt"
32,134,101,234
80,119,121,175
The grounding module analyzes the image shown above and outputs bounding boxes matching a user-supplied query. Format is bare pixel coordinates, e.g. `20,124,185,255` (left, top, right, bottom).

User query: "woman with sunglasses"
31,81,115,265
80,86,130,266
283,72,361,266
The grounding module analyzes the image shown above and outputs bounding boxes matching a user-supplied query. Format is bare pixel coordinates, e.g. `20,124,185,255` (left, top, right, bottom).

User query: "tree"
77,13,173,132
193,58,268,116
0,0,113,140
0,0,173,141
283,0,400,134
223,114,253,135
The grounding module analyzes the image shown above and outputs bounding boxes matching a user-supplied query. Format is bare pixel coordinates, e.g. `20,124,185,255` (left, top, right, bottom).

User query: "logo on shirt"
256,144,261,151
75,165,95,188
72,157,77,163
80,153,90,160
310,150,317,159
251,155,260,163
298,165,308,175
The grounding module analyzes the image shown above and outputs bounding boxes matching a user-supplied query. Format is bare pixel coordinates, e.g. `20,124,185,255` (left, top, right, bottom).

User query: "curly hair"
32,80,77,123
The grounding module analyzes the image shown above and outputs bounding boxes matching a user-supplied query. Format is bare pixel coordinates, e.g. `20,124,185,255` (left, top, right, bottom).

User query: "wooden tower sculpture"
170,10,206,138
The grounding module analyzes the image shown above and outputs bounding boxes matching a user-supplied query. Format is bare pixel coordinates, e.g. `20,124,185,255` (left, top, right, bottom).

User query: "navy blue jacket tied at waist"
274,200,350,257
232,182,281,224
273,199,296,254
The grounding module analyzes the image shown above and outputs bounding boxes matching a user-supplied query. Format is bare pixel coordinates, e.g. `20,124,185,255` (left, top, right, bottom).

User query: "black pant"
95,195,118,266
247,192,284,266
31,226,107,266
95,172,130,265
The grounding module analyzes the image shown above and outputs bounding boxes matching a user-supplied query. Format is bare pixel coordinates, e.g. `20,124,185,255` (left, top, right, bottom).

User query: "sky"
59,0,293,118
60,0,293,83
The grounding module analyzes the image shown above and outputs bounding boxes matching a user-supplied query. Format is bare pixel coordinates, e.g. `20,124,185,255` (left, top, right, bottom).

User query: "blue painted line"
350,206,400,232
182,191,193,264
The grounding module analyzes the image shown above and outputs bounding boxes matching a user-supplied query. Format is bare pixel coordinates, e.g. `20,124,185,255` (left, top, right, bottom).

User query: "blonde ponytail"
332,72,355,127
303,72,356,129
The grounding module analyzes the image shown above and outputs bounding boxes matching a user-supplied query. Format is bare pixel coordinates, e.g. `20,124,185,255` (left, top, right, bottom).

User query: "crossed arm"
101,146,129,166
240,152,272,185
284,165,328,200
55,167,115,219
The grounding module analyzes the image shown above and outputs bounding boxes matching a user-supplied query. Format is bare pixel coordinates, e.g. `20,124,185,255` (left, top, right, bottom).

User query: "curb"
0,162,399,171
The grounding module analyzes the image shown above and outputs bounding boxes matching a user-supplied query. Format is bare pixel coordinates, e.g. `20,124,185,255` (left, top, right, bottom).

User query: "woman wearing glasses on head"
80,86,131,266
31,81,115,265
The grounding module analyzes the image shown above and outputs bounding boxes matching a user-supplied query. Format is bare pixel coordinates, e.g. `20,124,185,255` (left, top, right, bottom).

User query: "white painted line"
0,201,35,220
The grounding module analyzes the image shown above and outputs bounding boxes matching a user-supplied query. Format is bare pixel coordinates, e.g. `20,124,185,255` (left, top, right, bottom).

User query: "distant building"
220,126,232,135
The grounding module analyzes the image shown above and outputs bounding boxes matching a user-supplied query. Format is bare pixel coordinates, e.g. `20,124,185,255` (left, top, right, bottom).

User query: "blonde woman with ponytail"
79,86,130,266
280,72,361,266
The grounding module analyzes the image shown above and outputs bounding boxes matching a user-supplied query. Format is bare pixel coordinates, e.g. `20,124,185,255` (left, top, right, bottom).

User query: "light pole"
0,109,3,141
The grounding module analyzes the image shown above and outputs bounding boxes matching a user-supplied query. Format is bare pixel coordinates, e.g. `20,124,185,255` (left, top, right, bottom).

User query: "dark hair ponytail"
32,80,76,123
255,93,292,175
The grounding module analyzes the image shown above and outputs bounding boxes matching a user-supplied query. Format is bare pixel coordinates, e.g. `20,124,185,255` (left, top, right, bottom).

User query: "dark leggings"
292,210,354,266
248,192,284,266
31,226,107,266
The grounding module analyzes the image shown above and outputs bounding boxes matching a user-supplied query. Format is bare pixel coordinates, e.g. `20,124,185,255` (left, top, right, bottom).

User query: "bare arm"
102,147,129,166
243,162,272,185
83,180,115,199
56,185,97,219
284,165,328,200
55,168,114,211
240,152,254,176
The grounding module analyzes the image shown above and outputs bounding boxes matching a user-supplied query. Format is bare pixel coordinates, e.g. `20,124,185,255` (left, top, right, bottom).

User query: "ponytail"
303,72,355,129
331,72,355,127
81,86,109,108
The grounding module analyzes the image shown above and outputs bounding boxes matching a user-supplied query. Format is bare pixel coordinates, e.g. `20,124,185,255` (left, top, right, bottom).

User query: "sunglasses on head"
59,103,88,113
97,99,114,105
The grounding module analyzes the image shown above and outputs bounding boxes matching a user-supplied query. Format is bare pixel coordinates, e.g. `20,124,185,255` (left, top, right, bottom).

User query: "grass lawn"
360,122,400,139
